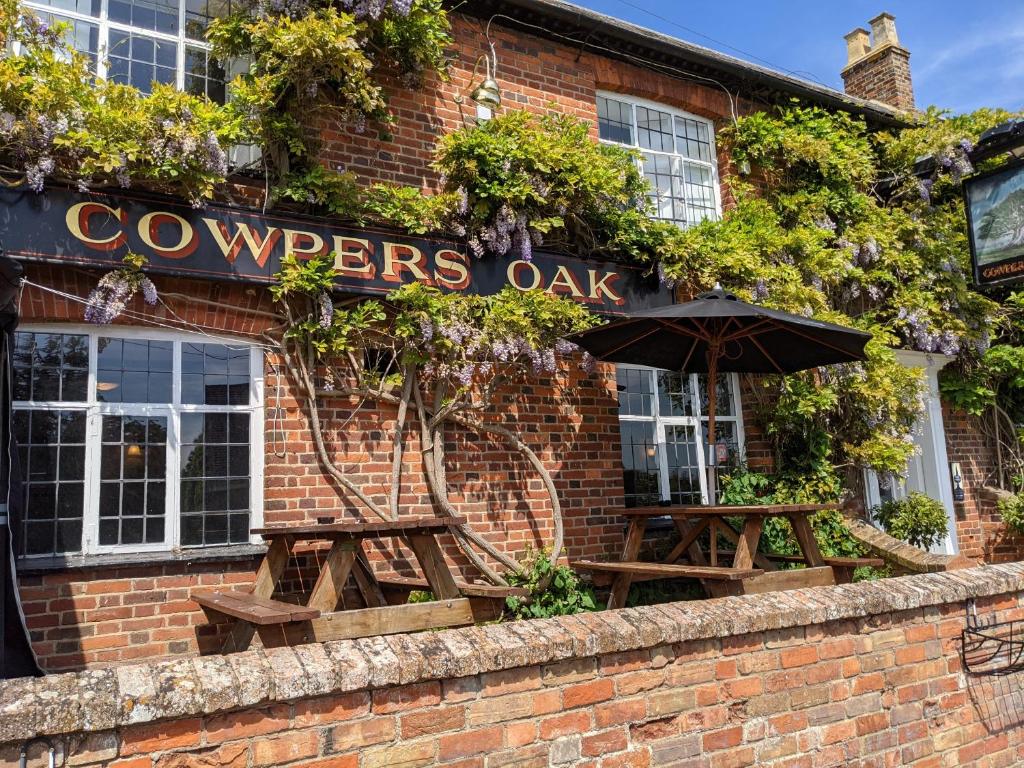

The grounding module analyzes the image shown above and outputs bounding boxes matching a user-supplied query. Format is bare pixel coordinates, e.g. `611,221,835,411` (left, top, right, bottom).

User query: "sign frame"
964,159,1024,288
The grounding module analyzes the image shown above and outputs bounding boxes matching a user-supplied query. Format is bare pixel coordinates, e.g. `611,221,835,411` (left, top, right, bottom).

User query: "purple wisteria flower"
318,291,334,329
140,277,158,306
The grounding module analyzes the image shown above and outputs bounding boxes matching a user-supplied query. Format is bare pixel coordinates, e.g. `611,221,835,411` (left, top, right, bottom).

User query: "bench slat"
378,576,530,599
193,590,321,625
573,560,762,582
252,517,465,539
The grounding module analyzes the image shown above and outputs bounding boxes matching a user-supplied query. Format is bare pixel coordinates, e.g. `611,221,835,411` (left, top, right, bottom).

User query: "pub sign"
0,186,673,314
965,161,1024,287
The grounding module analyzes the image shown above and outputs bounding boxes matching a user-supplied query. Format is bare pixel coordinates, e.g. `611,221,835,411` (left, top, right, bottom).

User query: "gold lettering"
282,229,327,259
588,269,624,303
507,260,542,291
382,242,431,283
65,202,127,252
138,211,197,259
547,265,585,298
434,249,470,290
331,236,375,277
202,218,281,267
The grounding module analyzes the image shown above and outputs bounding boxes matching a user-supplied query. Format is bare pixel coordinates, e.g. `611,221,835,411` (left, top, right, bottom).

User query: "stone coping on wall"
2,561,1023,745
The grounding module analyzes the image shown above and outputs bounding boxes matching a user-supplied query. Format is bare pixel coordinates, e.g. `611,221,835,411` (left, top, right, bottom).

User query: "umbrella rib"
654,319,709,342
679,335,700,372
748,333,786,374
602,325,664,358
720,319,774,344
765,319,863,359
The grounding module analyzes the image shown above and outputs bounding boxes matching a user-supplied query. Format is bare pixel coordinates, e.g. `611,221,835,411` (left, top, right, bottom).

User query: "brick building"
0,0,1014,676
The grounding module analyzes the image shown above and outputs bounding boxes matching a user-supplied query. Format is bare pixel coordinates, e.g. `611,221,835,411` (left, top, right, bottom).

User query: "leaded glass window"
597,94,720,227
12,329,262,557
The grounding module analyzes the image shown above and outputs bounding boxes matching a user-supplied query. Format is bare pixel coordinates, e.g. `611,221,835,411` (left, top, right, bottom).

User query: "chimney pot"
841,12,914,112
844,27,871,66
869,12,900,47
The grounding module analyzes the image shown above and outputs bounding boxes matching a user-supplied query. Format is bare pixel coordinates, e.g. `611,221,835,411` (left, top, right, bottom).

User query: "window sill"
15,543,267,575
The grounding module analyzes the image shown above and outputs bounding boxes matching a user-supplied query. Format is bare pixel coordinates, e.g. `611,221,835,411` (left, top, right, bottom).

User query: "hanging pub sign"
0,185,672,314
964,161,1024,287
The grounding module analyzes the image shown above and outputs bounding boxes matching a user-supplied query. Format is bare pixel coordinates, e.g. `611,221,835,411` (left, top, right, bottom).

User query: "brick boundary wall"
3,562,1024,767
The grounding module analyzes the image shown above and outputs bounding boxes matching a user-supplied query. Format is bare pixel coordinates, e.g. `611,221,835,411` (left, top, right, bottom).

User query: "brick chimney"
841,12,915,111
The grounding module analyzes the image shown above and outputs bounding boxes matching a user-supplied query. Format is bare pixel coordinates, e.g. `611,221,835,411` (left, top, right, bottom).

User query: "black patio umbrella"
571,286,871,503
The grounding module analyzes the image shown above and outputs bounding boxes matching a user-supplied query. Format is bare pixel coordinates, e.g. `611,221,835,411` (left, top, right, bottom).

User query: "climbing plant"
268,253,598,585
659,104,1021,486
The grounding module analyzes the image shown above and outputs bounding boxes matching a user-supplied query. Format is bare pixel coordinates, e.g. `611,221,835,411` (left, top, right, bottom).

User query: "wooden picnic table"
575,504,882,609
193,516,522,652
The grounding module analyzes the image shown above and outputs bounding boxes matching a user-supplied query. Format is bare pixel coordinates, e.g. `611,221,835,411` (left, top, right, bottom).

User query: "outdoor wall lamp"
454,20,502,120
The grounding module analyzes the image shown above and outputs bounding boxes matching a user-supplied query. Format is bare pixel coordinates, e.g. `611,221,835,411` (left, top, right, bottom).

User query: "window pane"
15,408,86,555
620,421,660,508
180,412,250,546
665,424,703,505
107,30,178,95
675,116,713,163
181,343,251,405
108,0,179,33
684,163,718,224
13,331,89,403
636,106,674,152
597,96,633,145
642,153,686,226
24,10,100,68
98,415,168,547
657,371,694,417
98,337,176,403
616,367,654,417
698,375,735,417
184,45,227,104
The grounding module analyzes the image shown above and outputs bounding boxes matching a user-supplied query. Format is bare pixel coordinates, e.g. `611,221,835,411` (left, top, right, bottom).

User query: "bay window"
616,365,743,507
12,327,264,558
597,93,721,227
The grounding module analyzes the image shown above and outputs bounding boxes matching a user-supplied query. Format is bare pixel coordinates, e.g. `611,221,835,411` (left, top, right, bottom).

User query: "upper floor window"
12,327,264,558
23,0,229,102
597,94,720,228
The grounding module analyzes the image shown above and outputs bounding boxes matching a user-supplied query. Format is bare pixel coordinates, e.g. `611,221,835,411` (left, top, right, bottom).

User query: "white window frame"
596,91,723,227
616,364,745,505
22,0,224,98
13,324,265,558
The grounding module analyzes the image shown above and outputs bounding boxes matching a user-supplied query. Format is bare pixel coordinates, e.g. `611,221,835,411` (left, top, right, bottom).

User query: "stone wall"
3,563,1024,767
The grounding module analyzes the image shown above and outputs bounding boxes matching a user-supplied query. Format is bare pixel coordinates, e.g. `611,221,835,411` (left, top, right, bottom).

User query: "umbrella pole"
706,344,719,505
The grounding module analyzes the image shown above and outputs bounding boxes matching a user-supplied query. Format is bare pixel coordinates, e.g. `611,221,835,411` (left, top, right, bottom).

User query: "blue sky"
570,0,1024,114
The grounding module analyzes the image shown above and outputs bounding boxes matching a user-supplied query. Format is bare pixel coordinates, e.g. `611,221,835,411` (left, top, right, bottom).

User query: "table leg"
407,534,461,600
732,515,764,571
608,518,647,610
789,514,825,567
709,519,718,567
664,519,709,564
352,546,387,608
222,534,293,653
307,539,357,613
710,518,775,571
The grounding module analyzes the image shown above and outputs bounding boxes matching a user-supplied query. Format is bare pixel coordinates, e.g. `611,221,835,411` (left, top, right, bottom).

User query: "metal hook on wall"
19,737,57,768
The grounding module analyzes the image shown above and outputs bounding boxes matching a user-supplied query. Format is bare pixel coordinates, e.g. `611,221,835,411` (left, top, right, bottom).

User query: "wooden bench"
193,590,321,625
195,517,476,653
573,560,763,584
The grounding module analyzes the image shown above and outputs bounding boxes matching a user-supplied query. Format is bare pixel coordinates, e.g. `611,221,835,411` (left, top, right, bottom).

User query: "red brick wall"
943,404,1024,562
314,13,747,195
4,571,1024,768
